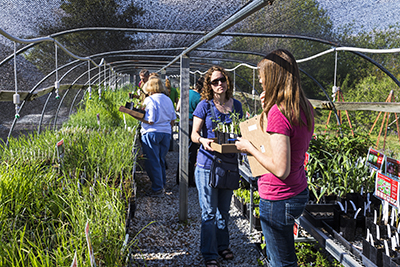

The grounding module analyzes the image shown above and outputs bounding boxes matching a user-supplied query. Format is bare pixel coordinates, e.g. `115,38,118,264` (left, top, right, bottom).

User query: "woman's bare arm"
191,116,214,151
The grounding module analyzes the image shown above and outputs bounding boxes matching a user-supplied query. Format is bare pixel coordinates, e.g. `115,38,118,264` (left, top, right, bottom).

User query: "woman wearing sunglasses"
235,49,315,266
191,66,243,267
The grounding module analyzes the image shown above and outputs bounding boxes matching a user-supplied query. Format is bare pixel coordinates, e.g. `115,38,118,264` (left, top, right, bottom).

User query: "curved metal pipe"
6,59,83,146
38,61,87,133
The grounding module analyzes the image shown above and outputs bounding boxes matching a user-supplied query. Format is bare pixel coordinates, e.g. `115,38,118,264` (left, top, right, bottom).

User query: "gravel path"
129,138,263,267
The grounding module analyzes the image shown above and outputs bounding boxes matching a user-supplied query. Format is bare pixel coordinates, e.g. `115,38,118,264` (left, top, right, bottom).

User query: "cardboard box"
239,115,271,177
119,106,145,119
210,138,240,153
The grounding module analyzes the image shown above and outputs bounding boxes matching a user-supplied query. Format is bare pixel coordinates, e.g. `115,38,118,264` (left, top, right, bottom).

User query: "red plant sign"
366,148,384,171
304,152,310,171
386,156,400,179
375,172,399,207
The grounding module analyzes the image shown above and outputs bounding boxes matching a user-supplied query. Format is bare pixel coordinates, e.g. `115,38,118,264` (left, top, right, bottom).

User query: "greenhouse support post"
179,55,190,222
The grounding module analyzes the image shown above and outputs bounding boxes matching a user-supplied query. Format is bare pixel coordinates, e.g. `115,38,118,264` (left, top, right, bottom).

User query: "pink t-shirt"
258,104,314,201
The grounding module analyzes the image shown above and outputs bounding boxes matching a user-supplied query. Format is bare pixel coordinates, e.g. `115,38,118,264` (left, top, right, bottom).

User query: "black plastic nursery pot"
365,216,396,241
339,213,357,241
369,240,385,267
125,101,134,110
382,251,400,267
252,213,262,232
214,130,229,144
303,203,335,228
124,102,145,114
233,194,247,218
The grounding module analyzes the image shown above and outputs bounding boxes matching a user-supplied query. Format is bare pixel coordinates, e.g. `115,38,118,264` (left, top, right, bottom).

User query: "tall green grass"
0,85,141,266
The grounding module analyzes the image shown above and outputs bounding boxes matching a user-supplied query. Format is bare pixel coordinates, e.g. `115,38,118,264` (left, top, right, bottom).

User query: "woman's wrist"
197,137,202,144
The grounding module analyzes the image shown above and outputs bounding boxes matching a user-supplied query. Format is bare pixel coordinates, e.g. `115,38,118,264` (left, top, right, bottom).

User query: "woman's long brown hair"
258,49,314,131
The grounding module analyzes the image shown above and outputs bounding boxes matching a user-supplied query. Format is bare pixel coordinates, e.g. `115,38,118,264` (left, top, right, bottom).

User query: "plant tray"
210,138,240,153
303,204,335,228
119,106,145,119
252,213,262,231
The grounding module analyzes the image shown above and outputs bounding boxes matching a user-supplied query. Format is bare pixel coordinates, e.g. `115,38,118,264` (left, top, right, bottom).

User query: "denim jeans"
141,132,170,192
195,166,233,262
259,188,309,267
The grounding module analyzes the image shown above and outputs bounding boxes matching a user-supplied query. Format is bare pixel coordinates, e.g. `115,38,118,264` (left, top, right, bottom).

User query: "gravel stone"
128,138,263,266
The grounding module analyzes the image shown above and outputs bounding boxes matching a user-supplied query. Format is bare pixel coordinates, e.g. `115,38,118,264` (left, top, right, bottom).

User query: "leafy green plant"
306,126,374,202
296,242,342,267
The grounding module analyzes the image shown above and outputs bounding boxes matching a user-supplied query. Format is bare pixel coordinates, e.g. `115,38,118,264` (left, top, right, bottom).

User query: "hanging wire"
233,69,236,94
98,59,102,100
88,61,92,100
54,42,60,99
103,61,107,91
252,68,256,114
332,49,339,102
13,41,20,119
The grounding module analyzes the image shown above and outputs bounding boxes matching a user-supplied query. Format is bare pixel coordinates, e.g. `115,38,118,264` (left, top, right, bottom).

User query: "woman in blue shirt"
191,66,243,267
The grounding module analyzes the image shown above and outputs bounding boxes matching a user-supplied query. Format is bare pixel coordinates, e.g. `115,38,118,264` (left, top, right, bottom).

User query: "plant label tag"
304,152,310,171
293,222,299,238
384,240,390,256
377,224,380,240
70,251,78,267
366,229,370,242
388,224,392,239
391,207,396,226
392,236,397,251
85,221,97,267
56,139,64,160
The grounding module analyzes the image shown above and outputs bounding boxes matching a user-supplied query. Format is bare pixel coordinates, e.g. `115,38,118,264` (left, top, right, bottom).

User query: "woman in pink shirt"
235,49,314,266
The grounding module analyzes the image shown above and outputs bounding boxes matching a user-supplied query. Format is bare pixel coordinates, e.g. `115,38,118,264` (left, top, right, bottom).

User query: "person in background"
137,76,176,197
136,69,150,102
235,49,315,266
165,77,179,151
175,76,204,187
138,68,149,89
165,77,179,107
191,66,243,267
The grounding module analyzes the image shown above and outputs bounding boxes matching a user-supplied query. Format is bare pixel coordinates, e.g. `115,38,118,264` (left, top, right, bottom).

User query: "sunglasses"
209,77,227,86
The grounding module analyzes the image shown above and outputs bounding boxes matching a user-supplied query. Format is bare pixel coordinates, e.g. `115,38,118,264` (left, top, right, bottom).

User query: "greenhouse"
1,0,400,266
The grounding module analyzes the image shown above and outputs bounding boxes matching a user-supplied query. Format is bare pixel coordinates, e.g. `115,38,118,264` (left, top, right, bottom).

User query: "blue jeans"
259,188,309,267
195,166,233,262
141,132,170,192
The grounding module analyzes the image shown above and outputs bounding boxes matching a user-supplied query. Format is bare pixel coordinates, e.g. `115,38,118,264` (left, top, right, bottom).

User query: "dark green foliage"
296,242,342,266
307,126,375,201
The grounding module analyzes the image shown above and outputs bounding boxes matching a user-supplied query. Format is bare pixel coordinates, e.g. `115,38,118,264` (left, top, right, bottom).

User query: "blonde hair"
258,49,314,131
143,76,165,94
